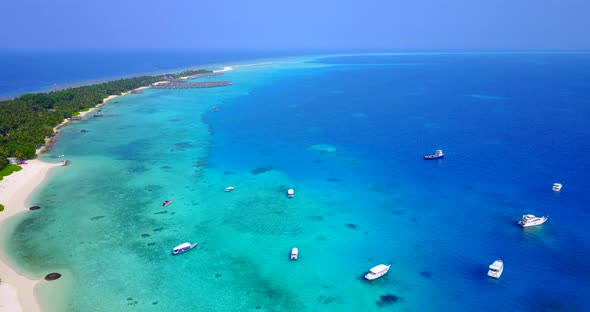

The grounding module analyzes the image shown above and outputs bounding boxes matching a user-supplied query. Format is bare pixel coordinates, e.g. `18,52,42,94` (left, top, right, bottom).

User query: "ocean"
1,52,590,311
0,49,324,99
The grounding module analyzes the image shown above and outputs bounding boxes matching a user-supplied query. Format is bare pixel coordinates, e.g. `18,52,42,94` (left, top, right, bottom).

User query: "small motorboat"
552,183,562,192
287,189,295,198
364,264,391,280
424,149,444,160
171,242,198,255
162,200,172,206
487,259,504,279
57,154,65,158
518,214,548,227
213,107,219,112
225,186,235,192
290,247,298,260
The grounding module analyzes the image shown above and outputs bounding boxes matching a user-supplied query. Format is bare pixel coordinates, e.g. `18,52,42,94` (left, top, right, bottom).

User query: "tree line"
0,69,211,170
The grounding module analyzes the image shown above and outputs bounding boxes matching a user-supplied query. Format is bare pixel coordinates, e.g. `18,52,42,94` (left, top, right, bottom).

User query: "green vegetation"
0,204,4,212
0,69,211,171
0,164,22,181
168,69,211,78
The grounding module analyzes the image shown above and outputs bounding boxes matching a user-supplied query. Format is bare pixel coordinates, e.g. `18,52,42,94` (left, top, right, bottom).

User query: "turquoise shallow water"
2,53,590,311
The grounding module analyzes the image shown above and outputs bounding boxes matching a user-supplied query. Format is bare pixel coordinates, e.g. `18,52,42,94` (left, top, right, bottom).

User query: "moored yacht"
290,247,298,260
487,259,503,279
518,214,548,227
552,183,562,192
424,149,444,160
364,264,391,280
162,200,172,206
287,189,295,198
225,186,235,192
171,242,198,255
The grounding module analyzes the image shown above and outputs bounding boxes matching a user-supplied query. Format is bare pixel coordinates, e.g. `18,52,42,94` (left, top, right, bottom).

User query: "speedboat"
552,183,562,192
364,264,391,280
225,186,235,192
171,242,198,255
287,189,295,198
424,149,444,160
162,200,172,206
518,214,548,227
290,247,298,260
487,259,503,279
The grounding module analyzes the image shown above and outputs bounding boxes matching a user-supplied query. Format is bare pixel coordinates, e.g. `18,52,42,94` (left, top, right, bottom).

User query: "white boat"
518,214,548,227
287,189,295,198
171,242,198,255
225,186,235,192
290,247,298,260
364,264,391,280
487,259,503,279
552,183,562,192
424,149,444,160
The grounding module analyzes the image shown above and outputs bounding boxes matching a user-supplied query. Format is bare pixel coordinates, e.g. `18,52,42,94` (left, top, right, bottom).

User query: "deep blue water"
208,53,590,311
2,52,590,311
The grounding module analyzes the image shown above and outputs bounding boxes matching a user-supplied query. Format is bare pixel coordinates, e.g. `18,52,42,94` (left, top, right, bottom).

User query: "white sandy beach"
0,68,228,312
0,160,63,312
0,87,138,311
0,86,139,310
0,90,130,312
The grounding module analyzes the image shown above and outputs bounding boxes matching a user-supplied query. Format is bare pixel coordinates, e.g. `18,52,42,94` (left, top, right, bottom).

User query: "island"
0,69,215,173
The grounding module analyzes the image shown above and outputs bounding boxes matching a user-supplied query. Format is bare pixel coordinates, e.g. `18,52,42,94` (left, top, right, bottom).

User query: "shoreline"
0,66,233,311
0,84,151,312
0,160,63,312
37,86,151,154
0,84,152,312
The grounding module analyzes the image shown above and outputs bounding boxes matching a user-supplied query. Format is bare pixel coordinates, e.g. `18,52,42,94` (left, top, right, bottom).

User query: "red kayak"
162,200,172,206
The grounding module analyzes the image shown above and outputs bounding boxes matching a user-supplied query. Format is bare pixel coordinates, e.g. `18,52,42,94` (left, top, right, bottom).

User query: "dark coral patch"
127,165,147,173
141,233,151,238
345,223,358,230
317,295,335,304
89,216,105,221
29,206,41,210
44,273,62,281
391,210,404,215
251,167,273,175
194,159,209,168
175,142,193,150
326,178,342,182
420,271,433,279
154,210,168,215
222,171,233,175
147,242,156,246
153,227,164,232
376,294,399,307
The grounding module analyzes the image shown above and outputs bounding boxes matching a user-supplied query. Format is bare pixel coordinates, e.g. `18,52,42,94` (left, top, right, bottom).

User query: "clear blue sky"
1,0,589,49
